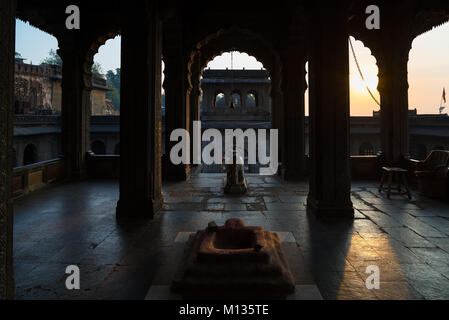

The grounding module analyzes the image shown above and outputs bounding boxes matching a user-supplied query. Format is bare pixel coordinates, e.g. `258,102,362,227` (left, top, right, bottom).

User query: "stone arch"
214,90,227,107
23,144,38,165
230,90,242,108
84,29,121,81
246,90,258,107
347,36,380,115
91,140,106,155
187,27,282,103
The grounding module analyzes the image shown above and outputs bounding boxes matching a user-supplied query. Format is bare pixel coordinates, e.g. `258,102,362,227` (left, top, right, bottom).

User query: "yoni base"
171,219,295,299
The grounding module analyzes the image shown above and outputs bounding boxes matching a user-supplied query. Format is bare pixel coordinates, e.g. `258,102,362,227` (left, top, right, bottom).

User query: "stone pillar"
59,40,92,180
281,42,307,180
307,2,353,218
0,0,16,299
190,52,201,166
190,54,201,125
162,20,190,181
116,5,163,219
375,23,412,165
271,70,284,173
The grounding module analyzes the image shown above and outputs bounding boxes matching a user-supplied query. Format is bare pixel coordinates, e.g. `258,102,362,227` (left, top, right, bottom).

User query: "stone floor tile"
12,176,449,300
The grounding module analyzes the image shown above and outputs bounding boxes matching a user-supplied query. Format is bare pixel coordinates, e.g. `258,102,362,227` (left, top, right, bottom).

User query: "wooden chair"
412,150,449,198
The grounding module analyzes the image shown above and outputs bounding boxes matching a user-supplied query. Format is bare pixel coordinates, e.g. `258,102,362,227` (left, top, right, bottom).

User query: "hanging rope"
349,37,381,108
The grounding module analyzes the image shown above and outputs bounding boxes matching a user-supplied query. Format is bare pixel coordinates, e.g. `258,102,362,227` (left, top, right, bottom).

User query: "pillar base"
116,197,163,220
306,197,354,219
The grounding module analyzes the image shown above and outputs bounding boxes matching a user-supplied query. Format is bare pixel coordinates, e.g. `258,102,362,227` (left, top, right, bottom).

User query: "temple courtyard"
13,174,449,300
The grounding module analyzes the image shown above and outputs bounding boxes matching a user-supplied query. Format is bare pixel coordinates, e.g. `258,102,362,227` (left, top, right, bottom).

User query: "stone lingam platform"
171,218,295,299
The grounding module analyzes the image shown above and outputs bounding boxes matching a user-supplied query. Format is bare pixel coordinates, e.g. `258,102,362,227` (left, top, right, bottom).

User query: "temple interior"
2,0,449,300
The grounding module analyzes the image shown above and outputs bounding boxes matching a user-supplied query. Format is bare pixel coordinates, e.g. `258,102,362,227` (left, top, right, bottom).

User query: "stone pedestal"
172,219,295,299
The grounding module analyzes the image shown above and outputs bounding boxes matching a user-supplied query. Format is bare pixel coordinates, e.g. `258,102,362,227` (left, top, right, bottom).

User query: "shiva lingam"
171,218,295,299
224,150,247,195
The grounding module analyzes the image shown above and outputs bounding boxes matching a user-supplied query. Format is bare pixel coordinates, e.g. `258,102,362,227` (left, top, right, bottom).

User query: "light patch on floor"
174,232,194,242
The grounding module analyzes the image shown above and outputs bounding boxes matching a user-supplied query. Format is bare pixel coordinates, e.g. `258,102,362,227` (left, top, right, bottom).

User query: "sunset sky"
16,19,449,116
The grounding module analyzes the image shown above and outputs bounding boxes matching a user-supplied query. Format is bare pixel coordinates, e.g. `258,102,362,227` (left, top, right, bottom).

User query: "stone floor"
13,174,449,299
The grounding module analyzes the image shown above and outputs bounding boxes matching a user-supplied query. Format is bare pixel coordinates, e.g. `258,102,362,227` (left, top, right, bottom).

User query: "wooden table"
379,167,412,199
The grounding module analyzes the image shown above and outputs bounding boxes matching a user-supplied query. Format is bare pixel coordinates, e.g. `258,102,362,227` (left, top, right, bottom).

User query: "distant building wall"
14,60,114,115
201,69,271,122
51,81,62,112
91,90,107,115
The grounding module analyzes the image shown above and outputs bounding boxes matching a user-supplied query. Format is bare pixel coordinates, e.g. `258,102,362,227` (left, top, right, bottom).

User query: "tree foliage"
106,68,121,109
92,62,105,79
41,49,62,66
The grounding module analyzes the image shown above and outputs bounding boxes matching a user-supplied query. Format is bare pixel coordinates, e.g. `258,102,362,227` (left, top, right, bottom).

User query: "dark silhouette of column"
116,5,163,219
374,11,412,165
0,0,16,299
282,42,307,180
271,70,284,174
190,52,201,166
59,39,92,180
162,19,190,181
307,1,354,218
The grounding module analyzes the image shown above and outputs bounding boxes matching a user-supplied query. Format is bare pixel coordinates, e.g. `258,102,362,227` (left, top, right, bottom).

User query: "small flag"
443,88,446,104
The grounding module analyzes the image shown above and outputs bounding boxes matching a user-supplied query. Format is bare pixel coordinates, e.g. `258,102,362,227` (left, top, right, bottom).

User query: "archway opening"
14,19,62,167
23,143,37,165
348,36,380,156
199,51,271,174
408,21,449,160
89,35,121,156
246,92,257,107
214,92,226,107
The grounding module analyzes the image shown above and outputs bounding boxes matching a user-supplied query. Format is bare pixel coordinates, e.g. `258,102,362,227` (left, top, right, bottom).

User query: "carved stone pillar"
281,42,307,180
116,5,163,219
271,70,284,173
190,52,201,166
162,20,190,181
375,30,412,165
307,2,353,218
0,0,16,299
59,39,92,180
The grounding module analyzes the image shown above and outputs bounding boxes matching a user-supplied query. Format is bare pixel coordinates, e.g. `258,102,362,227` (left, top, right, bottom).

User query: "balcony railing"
13,158,65,198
